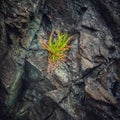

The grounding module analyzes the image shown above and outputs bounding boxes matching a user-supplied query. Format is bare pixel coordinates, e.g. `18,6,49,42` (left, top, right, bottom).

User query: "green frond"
40,30,73,63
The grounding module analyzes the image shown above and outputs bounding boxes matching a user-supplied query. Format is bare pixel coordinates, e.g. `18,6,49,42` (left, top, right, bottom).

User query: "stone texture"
27,96,75,120
85,78,117,104
0,0,120,120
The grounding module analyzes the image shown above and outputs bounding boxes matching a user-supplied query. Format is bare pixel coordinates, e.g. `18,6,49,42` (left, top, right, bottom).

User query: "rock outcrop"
0,0,120,120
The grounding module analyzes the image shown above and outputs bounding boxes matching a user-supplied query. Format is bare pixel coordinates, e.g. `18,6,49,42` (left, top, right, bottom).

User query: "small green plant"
40,30,73,72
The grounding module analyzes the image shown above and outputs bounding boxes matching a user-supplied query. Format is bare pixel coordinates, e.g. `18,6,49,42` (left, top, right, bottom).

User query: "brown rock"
85,78,117,104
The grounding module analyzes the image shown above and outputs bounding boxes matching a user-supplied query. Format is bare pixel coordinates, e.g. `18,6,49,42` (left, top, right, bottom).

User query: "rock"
58,85,86,120
67,35,81,81
46,84,86,120
0,55,23,107
25,56,56,92
53,63,71,86
91,0,120,48
0,0,46,118
85,78,117,104
46,87,70,103
27,96,74,120
112,60,120,81
0,0,120,120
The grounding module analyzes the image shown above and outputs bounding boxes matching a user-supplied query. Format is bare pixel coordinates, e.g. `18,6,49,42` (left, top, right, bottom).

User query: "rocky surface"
0,0,120,120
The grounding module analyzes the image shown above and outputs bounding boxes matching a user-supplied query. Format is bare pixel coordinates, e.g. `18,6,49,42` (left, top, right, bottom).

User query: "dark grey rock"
0,0,120,120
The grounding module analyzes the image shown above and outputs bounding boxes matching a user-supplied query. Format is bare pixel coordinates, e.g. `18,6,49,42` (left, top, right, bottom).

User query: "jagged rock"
85,78,117,104
25,55,56,92
112,60,120,81
27,96,74,120
91,0,120,43
0,0,46,118
0,0,120,120
46,87,70,103
53,63,71,86
57,85,86,120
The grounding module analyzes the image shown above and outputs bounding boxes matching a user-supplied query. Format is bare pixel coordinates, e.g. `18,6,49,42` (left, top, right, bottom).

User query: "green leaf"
40,30,73,63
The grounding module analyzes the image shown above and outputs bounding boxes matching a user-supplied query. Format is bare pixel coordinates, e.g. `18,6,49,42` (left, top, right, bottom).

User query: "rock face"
0,0,120,120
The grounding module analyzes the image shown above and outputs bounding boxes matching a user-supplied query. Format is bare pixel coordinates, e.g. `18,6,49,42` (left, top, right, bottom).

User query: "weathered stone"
0,0,120,120
67,35,81,81
46,87,70,103
0,56,23,107
91,0,120,43
46,84,86,120
85,78,117,104
112,60,120,81
53,63,71,86
24,55,56,95
26,96,74,120
0,0,46,118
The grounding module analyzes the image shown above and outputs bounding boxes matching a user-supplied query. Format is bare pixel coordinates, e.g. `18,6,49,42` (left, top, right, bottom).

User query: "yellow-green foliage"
40,30,73,63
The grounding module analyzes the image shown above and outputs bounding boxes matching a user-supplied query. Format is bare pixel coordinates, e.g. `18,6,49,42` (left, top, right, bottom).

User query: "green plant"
40,30,73,64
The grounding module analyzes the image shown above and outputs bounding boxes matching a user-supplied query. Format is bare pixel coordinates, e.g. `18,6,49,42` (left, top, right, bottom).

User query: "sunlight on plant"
40,30,73,72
